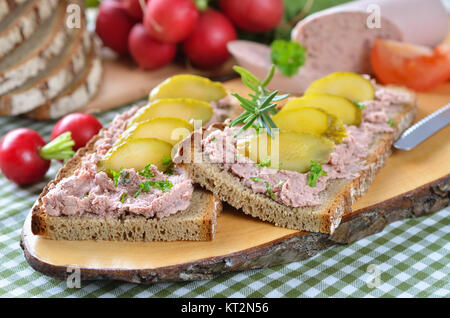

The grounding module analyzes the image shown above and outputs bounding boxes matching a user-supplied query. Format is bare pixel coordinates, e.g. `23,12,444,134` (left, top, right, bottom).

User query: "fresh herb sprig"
230,65,290,138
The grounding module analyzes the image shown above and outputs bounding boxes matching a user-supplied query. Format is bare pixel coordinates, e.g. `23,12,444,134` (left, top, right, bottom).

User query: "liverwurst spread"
41,96,232,218
201,85,410,207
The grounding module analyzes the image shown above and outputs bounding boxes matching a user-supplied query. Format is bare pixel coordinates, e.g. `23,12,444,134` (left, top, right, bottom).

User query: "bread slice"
0,0,59,60
0,27,93,116
31,117,222,242
0,0,27,24
0,0,69,97
178,87,417,234
26,45,102,120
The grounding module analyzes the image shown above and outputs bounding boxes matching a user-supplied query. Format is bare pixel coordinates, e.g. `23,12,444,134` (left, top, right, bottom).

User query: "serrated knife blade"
394,103,450,150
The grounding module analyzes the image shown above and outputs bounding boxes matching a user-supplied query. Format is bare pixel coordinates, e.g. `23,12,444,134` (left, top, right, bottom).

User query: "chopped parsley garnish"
83,195,89,199
162,155,172,166
276,180,286,187
257,157,271,168
134,180,173,198
354,101,366,110
151,180,174,192
120,193,128,203
270,40,306,77
308,161,328,187
211,137,217,142
265,182,277,200
166,164,177,176
387,119,395,127
110,168,124,187
250,177,262,183
139,163,155,179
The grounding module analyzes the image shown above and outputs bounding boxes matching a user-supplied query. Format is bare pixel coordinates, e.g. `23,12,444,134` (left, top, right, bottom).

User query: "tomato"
183,9,237,69
371,39,450,91
219,0,284,33
51,113,102,150
144,0,199,44
0,129,50,186
128,24,177,70
95,0,136,55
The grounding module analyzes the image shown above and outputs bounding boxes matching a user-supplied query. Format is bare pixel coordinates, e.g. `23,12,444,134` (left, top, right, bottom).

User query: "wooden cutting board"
21,30,450,284
21,79,450,284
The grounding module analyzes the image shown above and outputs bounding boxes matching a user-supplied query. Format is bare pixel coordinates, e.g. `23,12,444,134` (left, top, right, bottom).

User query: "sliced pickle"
237,132,334,173
305,72,375,102
150,74,227,102
272,107,347,144
281,94,362,126
128,98,213,127
98,138,173,172
119,117,193,146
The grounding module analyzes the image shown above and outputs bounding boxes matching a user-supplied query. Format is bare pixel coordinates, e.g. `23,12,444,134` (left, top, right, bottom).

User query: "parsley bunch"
270,40,306,77
230,65,290,138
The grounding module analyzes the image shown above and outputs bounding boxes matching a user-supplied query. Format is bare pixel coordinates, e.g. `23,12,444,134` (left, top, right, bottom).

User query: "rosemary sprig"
230,65,290,138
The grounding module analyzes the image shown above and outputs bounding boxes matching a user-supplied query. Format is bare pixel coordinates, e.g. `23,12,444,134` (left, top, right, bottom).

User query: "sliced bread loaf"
0,0,27,23
177,87,417,234
0,21,92,116
0,0,71,96
26,43,103,120
0,0,58,59
31,112,222,242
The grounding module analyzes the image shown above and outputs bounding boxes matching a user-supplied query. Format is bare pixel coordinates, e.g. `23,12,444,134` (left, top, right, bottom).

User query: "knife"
394,103,450,150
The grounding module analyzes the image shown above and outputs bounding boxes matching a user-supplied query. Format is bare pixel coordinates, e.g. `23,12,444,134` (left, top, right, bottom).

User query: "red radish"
144,0,199,44
183,9,237,69
96,0,135,55
121,0,148,21
128,24,177,70
219,0,284,32
0,129,74,186
51,113,103,150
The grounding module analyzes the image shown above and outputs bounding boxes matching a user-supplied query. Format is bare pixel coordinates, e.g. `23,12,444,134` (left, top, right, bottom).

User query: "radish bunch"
95,0,284,70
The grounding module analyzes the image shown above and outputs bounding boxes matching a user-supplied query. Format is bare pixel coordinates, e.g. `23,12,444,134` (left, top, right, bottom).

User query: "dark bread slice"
0,0,27,24
0,26,92,116
178,87,417,234
0,0,59,64
0,0,70,114
31,126,222,242
26,39,102,120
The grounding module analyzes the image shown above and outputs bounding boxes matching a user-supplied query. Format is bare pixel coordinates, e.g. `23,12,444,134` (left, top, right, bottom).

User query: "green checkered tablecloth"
0,105,449,298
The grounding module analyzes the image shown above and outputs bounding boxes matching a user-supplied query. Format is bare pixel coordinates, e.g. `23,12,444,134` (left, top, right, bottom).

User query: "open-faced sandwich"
31,75,236,242
176,67,417,234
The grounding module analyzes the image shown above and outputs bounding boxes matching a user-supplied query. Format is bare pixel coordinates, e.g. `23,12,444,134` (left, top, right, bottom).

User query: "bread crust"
0,0,59,60
179,87,417,234
25,44,103,120
31,118,222,242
